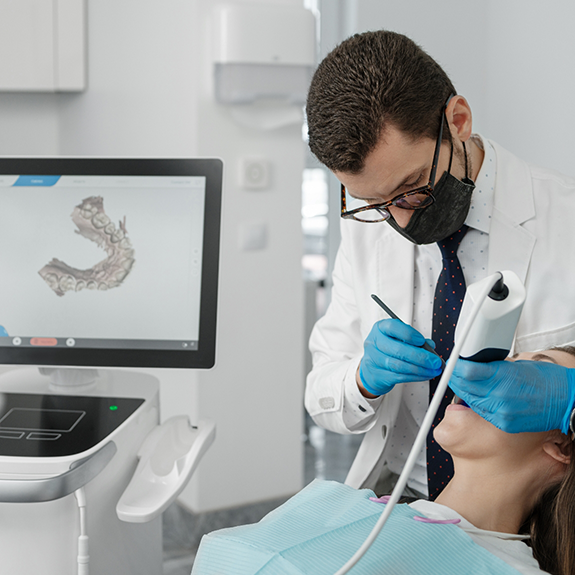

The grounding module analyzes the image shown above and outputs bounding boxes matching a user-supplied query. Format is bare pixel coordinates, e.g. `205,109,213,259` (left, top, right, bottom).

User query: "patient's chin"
433,408,495,457
433,420,457,454
434,408,523,462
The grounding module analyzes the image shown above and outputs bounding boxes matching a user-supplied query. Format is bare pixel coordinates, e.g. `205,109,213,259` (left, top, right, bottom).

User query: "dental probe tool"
370,294,445,369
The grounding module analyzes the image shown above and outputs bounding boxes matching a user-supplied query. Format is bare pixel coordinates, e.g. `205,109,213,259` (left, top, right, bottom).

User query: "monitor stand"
0,365,162,575
38,366,100,391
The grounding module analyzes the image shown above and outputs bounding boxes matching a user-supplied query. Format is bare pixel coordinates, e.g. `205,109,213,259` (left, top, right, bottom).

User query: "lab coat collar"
485,139,536,284
488,139,535,226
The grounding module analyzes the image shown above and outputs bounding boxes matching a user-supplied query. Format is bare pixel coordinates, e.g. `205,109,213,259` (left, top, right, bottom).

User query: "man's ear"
445,95,473,143
542,431,572,465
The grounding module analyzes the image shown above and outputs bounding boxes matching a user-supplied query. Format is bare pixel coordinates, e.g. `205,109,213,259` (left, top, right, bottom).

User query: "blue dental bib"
192,480,522,574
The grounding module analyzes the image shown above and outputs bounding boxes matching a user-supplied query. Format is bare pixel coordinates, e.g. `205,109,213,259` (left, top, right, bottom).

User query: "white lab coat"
305,139,575,490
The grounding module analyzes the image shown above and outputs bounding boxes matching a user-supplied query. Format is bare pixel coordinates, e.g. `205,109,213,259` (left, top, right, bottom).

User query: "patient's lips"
446,403,471,412
449,396,471,411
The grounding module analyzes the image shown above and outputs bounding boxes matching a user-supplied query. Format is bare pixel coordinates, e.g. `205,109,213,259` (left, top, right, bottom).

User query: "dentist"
305,30,575,500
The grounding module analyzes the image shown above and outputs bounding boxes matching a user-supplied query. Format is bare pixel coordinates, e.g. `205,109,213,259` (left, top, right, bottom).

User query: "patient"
426,345,575,575
192,346,575,575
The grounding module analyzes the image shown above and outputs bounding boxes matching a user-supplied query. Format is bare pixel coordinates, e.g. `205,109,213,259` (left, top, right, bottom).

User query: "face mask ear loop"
462,140,469,179
444,113,454,176
446,140,454,175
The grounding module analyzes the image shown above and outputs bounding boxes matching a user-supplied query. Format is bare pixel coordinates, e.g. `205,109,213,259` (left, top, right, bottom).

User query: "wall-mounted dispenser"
213,3,316,106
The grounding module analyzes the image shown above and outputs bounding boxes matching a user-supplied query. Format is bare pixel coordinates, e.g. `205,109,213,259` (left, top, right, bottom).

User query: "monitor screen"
0,158,222,369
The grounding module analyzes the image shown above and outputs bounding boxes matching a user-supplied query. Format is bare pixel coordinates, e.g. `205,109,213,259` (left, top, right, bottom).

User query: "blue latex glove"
359,318,443,396
449,359,575,434
0,326,7,337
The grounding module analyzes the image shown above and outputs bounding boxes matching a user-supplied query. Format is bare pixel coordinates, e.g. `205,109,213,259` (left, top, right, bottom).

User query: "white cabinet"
0,0,86,92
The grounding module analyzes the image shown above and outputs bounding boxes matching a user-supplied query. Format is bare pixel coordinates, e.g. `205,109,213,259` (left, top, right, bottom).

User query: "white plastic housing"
213,4,316,104
117,416,216,523
0,367,161,575
455,270,526,361
214,4,315,66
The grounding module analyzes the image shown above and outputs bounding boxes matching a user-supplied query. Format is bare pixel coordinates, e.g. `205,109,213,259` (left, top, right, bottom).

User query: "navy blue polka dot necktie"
427,225,468,500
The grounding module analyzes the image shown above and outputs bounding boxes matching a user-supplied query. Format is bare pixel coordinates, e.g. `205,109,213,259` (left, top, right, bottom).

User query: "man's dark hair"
306,30,456,174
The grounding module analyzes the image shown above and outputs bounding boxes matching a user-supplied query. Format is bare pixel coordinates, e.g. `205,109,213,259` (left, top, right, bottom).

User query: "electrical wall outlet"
239,158,270,189
238,222,268,251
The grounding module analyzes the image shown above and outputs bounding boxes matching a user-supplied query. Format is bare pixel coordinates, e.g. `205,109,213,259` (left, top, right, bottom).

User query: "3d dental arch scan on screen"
38,195,136,297
0,158,222,369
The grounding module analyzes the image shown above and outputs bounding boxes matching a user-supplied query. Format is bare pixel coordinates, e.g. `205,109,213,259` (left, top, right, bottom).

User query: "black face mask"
386,139,475,245
386,172,475,244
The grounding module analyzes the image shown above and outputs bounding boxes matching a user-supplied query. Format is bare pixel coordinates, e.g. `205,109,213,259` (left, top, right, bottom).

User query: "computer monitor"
0,158,222,369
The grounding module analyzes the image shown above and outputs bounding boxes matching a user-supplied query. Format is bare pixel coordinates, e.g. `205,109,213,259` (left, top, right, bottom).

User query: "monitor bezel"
0,157,222,369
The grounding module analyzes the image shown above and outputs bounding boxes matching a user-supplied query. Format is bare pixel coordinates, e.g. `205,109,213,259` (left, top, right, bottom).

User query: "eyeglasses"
340,95,453,223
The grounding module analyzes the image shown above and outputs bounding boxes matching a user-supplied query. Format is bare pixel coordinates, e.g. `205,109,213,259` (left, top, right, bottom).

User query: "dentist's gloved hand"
449,359,575,434
359,319,443,396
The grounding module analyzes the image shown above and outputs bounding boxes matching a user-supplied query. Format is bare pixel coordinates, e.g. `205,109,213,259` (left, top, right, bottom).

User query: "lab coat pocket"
514,320,575,353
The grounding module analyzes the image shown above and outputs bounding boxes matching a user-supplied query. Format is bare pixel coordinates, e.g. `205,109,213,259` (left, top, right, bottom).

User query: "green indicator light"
109,405,118,411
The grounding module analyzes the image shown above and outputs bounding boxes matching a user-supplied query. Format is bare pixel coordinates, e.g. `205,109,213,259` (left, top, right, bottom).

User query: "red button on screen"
30,338,58,346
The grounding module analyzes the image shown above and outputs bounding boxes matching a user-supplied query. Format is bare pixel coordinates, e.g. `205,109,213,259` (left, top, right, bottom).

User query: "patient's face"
434,349,575,460
511,349,575,369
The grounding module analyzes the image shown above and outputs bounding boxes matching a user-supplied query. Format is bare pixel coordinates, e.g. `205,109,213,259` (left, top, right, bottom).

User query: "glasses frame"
340,94,454,223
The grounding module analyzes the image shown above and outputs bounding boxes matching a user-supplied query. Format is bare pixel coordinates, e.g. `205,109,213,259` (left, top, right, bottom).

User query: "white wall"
183,0,307,511
0,94,60,154
482,1,575,173
351,0,575,177
0,0,306,513
56,1,200,157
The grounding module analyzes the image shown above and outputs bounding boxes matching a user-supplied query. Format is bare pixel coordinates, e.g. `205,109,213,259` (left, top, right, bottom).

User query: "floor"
162,415,362,574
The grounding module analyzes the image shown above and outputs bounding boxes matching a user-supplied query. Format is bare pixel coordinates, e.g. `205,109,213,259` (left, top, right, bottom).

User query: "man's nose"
387,206,414,228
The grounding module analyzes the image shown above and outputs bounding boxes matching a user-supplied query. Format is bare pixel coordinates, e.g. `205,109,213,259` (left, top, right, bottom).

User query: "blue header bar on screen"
13,176,61,186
